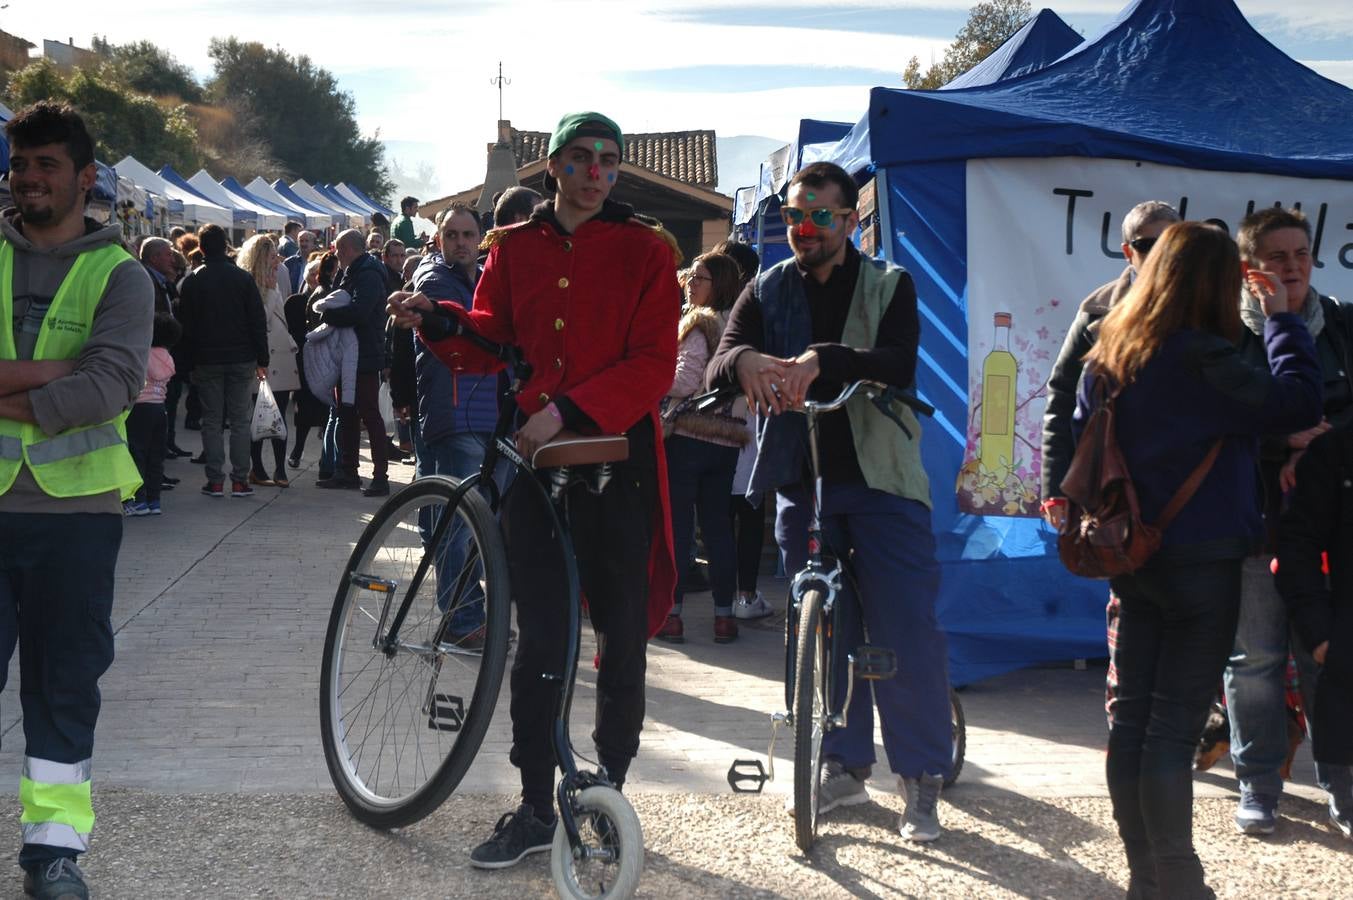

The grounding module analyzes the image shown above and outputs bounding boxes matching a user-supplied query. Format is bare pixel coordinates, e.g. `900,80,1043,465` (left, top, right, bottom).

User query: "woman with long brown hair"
237,234,301,486
1074,221,1322,897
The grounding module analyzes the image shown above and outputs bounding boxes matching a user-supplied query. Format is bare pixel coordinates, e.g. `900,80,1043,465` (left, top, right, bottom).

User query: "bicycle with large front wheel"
319,329,644,899
717,380,966,853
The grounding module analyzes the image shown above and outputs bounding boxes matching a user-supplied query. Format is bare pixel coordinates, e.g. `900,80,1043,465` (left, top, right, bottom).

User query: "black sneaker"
362,477,390,497
23,857,88,900
469,804,554,869
317,474,361,490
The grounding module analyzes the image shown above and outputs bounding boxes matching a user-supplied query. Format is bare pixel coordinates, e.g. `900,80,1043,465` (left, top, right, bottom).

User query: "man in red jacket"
390,111,679,870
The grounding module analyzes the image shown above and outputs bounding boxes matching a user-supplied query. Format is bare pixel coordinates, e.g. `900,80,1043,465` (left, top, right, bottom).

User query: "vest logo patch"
45,316,87,335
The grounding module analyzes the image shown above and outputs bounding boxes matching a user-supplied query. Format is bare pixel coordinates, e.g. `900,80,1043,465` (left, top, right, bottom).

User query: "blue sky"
8,1,1353,200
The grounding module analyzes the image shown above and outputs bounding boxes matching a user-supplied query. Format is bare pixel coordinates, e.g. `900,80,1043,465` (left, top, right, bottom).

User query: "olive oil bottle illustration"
979,312,1017,477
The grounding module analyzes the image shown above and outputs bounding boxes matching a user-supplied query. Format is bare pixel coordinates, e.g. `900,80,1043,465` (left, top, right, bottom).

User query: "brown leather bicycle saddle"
531,431,629,469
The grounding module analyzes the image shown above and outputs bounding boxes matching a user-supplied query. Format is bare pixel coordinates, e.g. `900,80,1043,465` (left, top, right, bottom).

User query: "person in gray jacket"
0,101,152,900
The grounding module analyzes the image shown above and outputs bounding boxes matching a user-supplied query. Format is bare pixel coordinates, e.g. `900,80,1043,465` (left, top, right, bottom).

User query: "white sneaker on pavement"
733,591,774,620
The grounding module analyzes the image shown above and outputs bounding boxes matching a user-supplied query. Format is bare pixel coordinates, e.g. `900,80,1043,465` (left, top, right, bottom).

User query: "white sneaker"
733,591,773,620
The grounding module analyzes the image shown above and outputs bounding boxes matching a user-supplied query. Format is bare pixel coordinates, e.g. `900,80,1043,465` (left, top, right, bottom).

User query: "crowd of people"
0,97,1350,900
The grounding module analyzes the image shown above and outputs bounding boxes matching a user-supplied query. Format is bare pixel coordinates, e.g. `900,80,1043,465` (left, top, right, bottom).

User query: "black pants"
338,372,387,480
250,389,293,477
165,373,199,441
126,402,166,504
730,494,765,594
1107,557,1242,900
505,450,655,815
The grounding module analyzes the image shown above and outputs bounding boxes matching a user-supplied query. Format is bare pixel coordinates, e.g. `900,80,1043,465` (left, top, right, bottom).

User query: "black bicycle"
717,379,966,853
319,329,643,899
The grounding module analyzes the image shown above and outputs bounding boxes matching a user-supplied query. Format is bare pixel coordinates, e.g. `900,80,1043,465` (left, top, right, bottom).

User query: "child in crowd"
125,312,181,516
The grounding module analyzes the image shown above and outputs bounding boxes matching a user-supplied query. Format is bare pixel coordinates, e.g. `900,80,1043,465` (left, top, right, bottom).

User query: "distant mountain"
717,134,789,197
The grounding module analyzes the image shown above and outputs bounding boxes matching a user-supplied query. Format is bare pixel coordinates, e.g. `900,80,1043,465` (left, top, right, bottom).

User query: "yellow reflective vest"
0,240,142,500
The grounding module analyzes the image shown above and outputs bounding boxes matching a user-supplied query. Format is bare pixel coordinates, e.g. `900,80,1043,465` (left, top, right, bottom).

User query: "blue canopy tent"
220,176,301,227
813,0,1353,685
311,181,371,221
942,8,1082,90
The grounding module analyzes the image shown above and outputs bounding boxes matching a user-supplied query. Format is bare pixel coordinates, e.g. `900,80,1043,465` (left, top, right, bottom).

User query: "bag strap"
1154,439,1224,531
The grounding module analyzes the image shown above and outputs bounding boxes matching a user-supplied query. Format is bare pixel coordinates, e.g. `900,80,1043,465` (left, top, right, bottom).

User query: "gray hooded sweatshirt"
0,212,153,514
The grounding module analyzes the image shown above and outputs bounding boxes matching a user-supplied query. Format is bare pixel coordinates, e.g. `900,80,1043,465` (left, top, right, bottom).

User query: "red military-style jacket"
418,202,681,638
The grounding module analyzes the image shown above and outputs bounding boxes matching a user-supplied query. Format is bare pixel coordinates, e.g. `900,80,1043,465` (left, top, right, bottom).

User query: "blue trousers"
665,435,739,614
319,406,342,478
775,480,951,778
0,513,120,867
1224,556,1345,796
415,430,504,633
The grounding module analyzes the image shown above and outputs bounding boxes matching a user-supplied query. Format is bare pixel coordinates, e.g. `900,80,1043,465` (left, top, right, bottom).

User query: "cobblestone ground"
0,435,1346,897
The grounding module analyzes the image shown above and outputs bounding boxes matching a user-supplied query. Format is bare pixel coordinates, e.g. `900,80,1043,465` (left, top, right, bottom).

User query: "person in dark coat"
1275,423,1353,840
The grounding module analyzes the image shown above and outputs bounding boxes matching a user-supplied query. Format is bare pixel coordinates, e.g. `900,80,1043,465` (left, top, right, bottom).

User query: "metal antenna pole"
489,61,511,121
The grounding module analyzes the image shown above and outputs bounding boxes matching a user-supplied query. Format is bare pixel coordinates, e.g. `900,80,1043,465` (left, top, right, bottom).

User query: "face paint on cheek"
565,165,575,176
588,163,600,180
607,173,615,183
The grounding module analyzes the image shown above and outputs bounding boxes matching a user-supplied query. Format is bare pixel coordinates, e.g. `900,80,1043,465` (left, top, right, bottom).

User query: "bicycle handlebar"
689,379,934,430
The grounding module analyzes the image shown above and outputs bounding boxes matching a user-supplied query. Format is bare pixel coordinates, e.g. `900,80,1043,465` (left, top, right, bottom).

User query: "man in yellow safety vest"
0,102,152,899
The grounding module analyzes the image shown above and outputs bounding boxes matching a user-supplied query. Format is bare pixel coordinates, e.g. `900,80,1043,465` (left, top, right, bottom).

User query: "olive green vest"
0,240,141,500
842,257,931,509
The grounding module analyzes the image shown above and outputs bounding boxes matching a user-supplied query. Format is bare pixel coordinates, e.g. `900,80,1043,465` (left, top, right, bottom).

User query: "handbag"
1058,380,1221,579
251,379,288,442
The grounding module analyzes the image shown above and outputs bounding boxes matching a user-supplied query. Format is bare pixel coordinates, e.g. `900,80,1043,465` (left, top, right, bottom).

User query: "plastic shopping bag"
251,379,288,441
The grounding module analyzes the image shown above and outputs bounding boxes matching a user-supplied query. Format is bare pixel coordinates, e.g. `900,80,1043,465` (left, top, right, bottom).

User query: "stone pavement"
0,434,1345,897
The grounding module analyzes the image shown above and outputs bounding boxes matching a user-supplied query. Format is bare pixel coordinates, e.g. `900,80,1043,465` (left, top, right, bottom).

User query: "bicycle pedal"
427,693,465,732
727,759,769,794
852,646,897,680
349,572,397,593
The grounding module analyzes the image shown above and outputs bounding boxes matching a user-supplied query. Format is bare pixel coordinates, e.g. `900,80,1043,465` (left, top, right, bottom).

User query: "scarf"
1241,284,1323,338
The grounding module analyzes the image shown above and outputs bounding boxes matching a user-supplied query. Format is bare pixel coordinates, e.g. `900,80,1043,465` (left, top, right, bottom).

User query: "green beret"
547,111,624,158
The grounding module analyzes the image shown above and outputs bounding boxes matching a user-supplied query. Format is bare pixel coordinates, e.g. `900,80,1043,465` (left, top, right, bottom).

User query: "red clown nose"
798,218,819,237
588,163,600,179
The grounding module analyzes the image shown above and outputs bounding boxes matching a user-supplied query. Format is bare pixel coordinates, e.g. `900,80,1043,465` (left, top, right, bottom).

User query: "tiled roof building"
502,128,718,191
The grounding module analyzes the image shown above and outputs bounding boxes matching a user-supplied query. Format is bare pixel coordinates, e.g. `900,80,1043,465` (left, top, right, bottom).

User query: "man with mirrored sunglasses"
709,161,951,841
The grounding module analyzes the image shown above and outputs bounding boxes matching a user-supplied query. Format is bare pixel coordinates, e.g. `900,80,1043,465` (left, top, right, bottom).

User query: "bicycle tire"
320,477,510,829
946,688,966,788
550,786,644,900
792,587,827,853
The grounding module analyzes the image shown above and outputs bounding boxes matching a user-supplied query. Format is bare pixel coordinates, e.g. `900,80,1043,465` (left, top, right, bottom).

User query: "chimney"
496,120,512,146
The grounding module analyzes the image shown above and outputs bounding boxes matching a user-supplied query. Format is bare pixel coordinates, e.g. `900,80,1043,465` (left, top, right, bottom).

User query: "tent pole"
875,168,894,264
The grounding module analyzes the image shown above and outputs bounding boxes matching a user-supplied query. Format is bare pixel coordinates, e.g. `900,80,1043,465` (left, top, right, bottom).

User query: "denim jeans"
775,480,951,779
195,362,256,483
319,406,341,478
1108,557,1242,900
1225,556,1342,797
415,430,504,634
665,435,739,615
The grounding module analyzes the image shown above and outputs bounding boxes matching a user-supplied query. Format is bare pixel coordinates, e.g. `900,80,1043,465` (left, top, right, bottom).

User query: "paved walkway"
0,432,1345,897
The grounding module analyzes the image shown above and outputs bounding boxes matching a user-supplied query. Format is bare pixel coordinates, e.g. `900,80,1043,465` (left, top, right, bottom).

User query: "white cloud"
1304,59,1353,88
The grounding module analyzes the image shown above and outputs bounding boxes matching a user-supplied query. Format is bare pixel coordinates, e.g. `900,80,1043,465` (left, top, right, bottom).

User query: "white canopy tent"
245,178,331,231
112,156,233,229
331,183,383,216
290,179,363,228
187,170,286,231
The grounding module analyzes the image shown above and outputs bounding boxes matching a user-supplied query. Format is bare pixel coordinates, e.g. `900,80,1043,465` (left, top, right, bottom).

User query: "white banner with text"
959,156,1353,517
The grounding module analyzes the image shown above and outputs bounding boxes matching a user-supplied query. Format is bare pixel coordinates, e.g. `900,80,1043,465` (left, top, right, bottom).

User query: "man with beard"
0,102,152,900
709,161,952,842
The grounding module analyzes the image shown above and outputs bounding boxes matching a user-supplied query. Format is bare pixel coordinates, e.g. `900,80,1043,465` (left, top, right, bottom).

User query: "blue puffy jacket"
411,254,499,441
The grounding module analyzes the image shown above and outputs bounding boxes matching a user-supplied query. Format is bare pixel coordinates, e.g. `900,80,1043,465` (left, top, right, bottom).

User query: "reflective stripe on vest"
20,756,94,852
0,240,143,499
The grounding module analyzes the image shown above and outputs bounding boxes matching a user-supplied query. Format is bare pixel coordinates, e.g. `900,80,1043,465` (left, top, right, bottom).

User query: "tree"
92,38,204,103
6,59,201,171
903,0,1031,90
206,38,393,203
